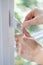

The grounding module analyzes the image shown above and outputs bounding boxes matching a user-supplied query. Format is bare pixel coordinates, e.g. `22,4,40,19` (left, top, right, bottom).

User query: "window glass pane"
14,0,43,65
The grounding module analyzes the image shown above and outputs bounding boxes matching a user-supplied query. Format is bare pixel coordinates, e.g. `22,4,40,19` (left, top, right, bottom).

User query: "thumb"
22,19,34,29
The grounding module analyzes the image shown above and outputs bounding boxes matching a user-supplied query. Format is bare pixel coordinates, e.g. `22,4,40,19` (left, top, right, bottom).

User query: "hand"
22,8,43,37
15,34,41,62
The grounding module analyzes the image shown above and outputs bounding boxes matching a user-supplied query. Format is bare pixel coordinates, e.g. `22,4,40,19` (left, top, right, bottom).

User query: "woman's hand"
15,34,42,63
22,8,43,37
22,8,43,27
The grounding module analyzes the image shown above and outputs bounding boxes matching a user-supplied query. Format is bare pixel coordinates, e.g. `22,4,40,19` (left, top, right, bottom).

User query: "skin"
22,8,43,37
15,8,43,65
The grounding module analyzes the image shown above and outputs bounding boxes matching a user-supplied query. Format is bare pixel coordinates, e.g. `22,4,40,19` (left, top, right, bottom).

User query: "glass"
14,0,43,65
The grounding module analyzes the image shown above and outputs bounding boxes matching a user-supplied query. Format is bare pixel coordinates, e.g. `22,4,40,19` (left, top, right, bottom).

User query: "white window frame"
0,0,15,65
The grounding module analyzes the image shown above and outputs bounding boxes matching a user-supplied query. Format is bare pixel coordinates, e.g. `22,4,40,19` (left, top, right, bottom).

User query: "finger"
22,8,42,29
22,14,43,29
24,8,41,21
22,19,35,37
22,28,32,37
27,14,43,26
22,20,30,29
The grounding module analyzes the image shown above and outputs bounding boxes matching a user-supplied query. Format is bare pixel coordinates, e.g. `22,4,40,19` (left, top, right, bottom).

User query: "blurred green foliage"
26,25,41,34
14,12,21,22
17,0,37,7
14,0,38,22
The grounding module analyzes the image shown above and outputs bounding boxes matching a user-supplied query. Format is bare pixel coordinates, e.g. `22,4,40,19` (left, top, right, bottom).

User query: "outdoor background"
14,0,43,65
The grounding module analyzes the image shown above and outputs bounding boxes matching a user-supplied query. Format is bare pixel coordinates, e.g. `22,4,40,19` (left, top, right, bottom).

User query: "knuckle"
33,8,38,11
